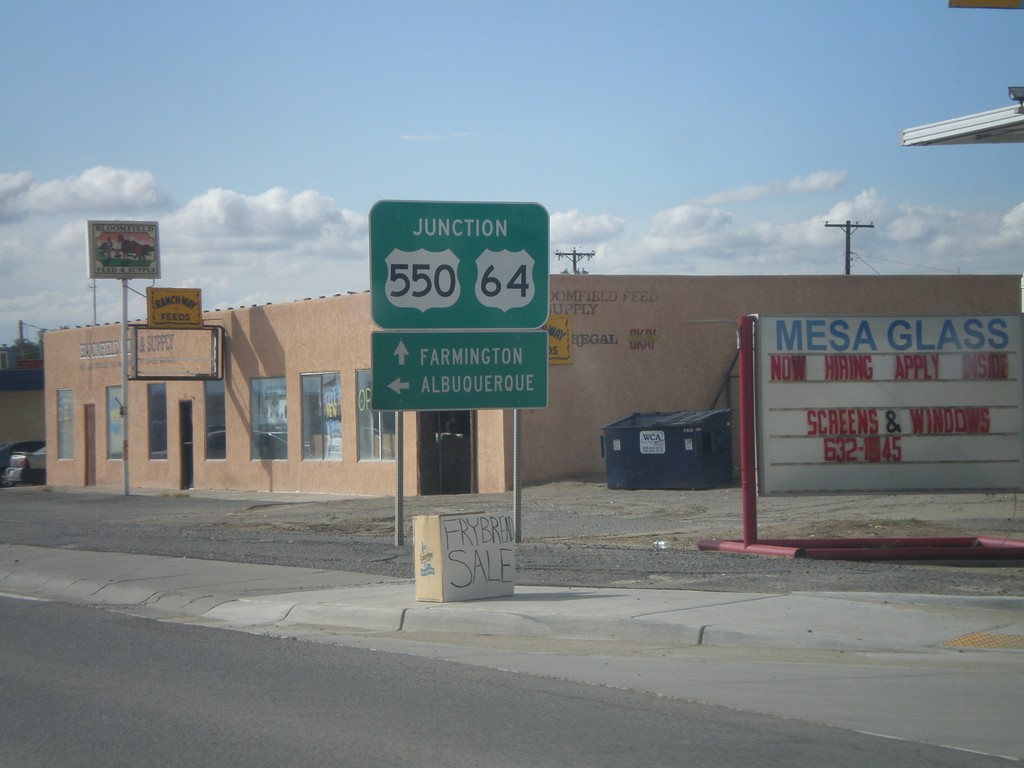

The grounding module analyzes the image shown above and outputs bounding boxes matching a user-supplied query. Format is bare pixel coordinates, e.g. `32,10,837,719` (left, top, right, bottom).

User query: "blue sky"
2,0,1022,346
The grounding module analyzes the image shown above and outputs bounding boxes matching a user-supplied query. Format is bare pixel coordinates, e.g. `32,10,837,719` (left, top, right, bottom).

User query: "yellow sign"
147,287,203,329
545,314,572,364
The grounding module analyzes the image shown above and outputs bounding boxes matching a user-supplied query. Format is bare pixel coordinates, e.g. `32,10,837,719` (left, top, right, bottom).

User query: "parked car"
4,446,47,486
0,440,45,487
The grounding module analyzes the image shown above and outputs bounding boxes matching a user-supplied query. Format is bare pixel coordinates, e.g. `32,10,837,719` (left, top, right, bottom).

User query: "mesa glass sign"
369,200,549,330
756,315,1024,495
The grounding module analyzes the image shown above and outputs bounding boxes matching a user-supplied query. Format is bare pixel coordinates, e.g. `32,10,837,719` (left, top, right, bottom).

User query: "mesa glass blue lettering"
963,318,986,350
852,320,877,351
914,320,936,350
987,318,1009,350
829,319,850,352
935,319,960,350
806,319,827,351
775,320,803,351
887,320,912,351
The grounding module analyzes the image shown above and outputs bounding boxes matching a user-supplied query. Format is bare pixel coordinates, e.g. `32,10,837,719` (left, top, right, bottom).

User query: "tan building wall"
43,273,1021,495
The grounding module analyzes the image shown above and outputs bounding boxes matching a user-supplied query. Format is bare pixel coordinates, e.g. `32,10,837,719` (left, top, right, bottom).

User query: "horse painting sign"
88,221,160,279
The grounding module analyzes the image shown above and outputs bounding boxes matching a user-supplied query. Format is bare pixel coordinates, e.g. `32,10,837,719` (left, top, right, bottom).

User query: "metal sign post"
87,220,161,498
120,278,129,496
368,201,549,543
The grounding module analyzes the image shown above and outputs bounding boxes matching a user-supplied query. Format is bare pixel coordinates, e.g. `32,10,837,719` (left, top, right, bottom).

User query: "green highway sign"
371,330,549,411
370,200,549,330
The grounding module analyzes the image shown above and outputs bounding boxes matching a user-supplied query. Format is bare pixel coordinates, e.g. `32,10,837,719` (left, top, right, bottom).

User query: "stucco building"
42,273,1021,495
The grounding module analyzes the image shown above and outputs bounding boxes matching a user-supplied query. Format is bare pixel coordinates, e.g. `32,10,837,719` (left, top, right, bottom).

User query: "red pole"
738,315,758,546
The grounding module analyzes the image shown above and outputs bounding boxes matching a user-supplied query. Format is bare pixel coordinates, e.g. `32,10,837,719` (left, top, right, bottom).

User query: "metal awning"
901,104,1024,146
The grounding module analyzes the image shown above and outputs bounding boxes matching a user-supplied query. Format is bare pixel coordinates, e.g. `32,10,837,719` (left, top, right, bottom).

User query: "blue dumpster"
601,409,733,490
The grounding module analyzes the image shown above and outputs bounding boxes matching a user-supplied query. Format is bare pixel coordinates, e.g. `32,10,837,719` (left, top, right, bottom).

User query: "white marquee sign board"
756,315,1024,495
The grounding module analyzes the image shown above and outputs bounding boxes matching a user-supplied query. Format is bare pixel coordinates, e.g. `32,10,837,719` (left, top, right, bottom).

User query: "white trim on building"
902,104,1024,146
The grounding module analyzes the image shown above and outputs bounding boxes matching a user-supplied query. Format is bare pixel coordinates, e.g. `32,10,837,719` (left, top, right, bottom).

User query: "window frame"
251,376,288,460
106,385,123,460
147,382,167,460
355,369,395,462
57,389,74,460
301,371,342,461
204,379,226,460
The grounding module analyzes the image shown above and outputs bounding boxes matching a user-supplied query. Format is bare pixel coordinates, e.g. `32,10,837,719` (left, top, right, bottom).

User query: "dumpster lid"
603,409,731,430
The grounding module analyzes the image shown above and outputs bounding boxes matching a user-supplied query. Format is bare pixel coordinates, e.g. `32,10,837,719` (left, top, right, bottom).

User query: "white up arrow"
393,339,409,365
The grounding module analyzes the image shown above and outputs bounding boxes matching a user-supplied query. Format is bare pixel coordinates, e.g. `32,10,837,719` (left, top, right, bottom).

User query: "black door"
179,400,194,489
417,410,473,494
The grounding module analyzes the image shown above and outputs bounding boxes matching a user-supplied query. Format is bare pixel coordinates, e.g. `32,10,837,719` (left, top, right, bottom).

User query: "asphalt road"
1,480,1022,596
1,596,1010,768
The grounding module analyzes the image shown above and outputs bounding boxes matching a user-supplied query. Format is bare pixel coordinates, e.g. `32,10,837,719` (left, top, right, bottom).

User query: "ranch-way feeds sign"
757,315,1024,494
414,511,515,602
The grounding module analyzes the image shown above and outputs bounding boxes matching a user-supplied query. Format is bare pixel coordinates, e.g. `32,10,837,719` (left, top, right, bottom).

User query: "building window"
356,369,395,461
301,372,341,461
251,377,287,460
106,385,123,460
57,389,74,460
148,383,167,460
205,379,226,460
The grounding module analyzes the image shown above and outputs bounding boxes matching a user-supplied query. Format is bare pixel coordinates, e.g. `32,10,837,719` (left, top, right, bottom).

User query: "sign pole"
394,413,404,546
121,278,130,497
513,408,522,543
738,315,757,545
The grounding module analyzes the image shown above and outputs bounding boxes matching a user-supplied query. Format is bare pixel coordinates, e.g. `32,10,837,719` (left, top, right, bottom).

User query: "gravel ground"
1,478,1023,596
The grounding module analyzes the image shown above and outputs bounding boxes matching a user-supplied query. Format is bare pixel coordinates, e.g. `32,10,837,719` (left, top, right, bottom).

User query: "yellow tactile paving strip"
943,631,1024,650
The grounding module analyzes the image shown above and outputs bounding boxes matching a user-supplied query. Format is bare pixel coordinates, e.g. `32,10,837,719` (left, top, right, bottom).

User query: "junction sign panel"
757,314,1024,495
370,200,549,412
370,200,549,330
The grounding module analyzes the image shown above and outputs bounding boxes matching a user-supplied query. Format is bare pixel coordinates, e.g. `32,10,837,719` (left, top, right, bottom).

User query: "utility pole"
825,220,874,275
555,247,595,274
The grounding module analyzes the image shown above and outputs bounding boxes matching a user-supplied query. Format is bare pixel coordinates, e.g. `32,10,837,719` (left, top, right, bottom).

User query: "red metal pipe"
738,315,758,546
698,539,803,558
975,536,1024,549
698,536,1024,560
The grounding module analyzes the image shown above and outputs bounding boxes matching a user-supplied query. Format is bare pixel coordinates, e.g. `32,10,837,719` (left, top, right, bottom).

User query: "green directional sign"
370,200,549,330
371,330,549,411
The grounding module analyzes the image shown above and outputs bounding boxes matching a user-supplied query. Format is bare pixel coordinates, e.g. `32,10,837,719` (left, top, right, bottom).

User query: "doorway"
84,404,96,486
417,410,474,495
179,400,194,489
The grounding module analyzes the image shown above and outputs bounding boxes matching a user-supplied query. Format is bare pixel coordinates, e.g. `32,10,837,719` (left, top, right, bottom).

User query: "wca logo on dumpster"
639,430,666,454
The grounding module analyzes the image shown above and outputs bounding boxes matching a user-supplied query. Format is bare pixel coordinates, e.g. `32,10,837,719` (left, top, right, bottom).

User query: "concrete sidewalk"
3,543,1023,654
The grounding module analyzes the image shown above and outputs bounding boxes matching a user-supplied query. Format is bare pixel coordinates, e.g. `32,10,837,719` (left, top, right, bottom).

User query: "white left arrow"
388,378,410,394
393,339,409,365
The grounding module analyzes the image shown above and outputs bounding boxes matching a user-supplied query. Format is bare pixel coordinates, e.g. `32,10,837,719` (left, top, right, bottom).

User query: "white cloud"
0,167,168,222
164,187,367,269
2,166,1021,346
550,209,626,243
694,170,847,206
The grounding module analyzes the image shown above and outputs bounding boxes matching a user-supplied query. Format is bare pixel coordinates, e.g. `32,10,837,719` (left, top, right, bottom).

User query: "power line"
825,220,874,275
555,247,595,274
855,252,960,274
